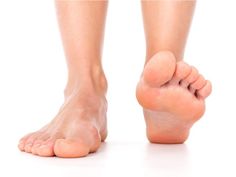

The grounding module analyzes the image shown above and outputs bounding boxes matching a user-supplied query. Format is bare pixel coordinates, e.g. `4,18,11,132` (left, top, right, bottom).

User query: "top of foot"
18,89,108,158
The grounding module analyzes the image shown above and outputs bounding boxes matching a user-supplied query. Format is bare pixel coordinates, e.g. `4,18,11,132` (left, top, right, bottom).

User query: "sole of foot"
136,51,212,144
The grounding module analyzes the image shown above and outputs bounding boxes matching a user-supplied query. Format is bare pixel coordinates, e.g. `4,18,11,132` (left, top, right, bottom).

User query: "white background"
0,0,236,176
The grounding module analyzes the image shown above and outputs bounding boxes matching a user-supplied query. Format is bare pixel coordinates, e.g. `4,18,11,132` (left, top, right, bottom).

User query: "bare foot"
136,51,212,144
18,77,107,158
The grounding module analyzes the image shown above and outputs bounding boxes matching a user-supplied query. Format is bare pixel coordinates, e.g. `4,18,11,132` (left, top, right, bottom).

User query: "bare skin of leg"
136,1,212,143
18,1,108,157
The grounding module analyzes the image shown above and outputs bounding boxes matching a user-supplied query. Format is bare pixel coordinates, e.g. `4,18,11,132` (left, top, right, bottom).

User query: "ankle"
64,67,107,98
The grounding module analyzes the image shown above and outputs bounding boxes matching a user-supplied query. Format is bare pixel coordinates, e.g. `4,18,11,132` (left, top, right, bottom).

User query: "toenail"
39,145,47,149
18,143,24,149
26,143,33,146
34,143,41,147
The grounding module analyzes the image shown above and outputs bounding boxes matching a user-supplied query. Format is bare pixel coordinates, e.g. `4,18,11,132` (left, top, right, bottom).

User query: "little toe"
18,133,34,151
54,139,90,158
196,80,212,99
23,133,41,153
18,143,25,151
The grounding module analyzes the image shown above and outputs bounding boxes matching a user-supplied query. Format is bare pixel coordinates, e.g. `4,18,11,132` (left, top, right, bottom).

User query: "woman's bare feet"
136,51,212,144
18,75,108,158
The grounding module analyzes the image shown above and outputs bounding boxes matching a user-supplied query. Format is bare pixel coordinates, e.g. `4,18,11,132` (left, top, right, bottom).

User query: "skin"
136,51,212,143
136,0,212,143
18,1,108,157
18,0,212,158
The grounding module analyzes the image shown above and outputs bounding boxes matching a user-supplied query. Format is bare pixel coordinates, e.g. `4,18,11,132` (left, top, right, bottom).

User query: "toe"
23,132,41,153
196,80,212,99
31,134,50,155
180,80,190,88
190,74,206,90
18,133,34,151
37,141,55,157
24,143,34,153
183,66,199,84
54,139,90,158
143,51,176,87
169,61,191,85
179,66,199,89
31,143,42,155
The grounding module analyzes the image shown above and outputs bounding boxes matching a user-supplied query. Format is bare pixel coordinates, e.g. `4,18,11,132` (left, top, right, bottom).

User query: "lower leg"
18,1,108,157
57,1,108,97
137,0,212,143
142,0,195,61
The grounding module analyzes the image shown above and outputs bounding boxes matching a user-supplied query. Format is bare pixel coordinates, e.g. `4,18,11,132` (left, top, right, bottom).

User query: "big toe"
143,51,176,87
54,139,90,158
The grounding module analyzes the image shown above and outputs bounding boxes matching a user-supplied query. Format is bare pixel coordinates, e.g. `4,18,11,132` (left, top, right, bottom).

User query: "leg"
18,1,108,157
136,0,212,143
